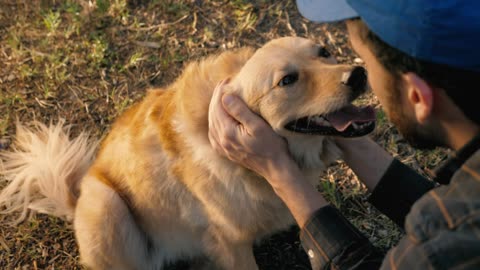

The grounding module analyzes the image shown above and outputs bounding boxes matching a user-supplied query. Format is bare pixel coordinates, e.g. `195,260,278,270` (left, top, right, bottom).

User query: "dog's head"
227,37,376,169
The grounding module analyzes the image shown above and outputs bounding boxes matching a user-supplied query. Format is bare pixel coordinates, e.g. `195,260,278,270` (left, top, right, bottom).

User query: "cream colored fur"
0,37,360,270
0,120,95,224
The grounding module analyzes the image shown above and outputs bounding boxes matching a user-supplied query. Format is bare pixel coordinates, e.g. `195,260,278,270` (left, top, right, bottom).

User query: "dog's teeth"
313,116,331,126
341,72,351,84
313,116,324,124
354,58,364,64
352,123,359,129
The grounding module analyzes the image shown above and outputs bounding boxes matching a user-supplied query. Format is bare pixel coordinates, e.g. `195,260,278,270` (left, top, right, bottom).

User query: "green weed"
43,10,61,34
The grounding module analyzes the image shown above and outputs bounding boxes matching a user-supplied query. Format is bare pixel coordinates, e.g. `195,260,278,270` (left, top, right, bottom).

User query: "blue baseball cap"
296,0,480,72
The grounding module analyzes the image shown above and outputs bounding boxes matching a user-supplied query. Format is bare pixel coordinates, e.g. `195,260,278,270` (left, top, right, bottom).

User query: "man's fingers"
208,121,240,159
212,78,229,103
208,78,239,140
221,94,266,134
208,78,244,157
208,79,229,128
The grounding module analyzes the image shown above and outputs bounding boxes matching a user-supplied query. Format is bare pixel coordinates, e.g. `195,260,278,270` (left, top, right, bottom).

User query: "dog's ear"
222,78,244,100
224,77,264,116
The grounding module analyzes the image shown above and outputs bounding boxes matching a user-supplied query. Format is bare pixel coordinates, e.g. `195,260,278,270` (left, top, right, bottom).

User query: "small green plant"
6,30,26,60
238,11,258,32
18,64,37,80
43,10,61,34
89,37,108,67
233,3,257,33
63,1,82,15
376,108,388,128
43,53,70,86
42,83,53,99
2,94,24,107
63,2,82,38
124,51,145,70
319,180,343,209
96,0,110,14
116,98,132,113
203,26,214,43
0,117,9,136
110,0,129,23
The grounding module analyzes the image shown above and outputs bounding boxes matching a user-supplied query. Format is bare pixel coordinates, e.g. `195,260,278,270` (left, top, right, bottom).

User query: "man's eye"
318,47,331,58
278,73,299,87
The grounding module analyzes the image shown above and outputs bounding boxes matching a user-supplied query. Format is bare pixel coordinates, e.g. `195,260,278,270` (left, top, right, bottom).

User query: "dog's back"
1,47,289,269
0,37,350,269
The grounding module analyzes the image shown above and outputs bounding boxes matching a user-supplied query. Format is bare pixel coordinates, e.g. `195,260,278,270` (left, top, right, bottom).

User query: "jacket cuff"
300,205,381,269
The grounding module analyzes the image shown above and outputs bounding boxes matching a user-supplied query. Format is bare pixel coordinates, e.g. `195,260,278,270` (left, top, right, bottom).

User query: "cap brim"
296,0,358,23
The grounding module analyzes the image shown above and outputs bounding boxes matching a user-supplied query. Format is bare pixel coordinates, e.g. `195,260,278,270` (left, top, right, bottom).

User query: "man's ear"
402,72,434,124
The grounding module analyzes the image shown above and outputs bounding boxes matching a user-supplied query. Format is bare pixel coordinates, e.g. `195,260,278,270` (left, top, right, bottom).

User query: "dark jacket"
301,135,480,269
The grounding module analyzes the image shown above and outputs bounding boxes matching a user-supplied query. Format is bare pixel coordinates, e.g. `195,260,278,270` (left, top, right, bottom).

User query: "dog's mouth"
284,105,376,137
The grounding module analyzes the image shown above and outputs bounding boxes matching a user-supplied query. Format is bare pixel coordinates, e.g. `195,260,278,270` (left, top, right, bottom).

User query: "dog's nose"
344,66,367,94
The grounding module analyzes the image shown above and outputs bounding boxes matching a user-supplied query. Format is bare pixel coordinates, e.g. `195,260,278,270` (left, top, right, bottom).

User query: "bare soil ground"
0,0,449,269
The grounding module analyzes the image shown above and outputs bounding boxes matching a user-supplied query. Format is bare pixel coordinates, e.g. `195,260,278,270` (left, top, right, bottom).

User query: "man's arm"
207,82,431,269
336,138,436,228
208,83,384,269
335,137,393,191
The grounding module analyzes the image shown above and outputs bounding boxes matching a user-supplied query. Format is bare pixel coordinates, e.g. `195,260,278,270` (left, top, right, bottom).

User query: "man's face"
346,20,443,149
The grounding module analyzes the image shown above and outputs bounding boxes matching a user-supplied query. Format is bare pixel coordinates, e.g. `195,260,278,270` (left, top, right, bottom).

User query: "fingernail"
223,94,234,107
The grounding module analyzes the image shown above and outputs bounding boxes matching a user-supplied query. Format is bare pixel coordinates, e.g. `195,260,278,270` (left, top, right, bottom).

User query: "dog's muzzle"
342,66,367,95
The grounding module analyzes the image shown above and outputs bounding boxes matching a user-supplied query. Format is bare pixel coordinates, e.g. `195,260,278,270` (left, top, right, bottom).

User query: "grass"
0,0,449,269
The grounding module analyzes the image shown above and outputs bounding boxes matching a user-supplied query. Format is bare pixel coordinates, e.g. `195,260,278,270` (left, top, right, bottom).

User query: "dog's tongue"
325,105,376,132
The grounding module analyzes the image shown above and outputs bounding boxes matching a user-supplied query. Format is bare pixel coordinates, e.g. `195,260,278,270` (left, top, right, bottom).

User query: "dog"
0,36,375,270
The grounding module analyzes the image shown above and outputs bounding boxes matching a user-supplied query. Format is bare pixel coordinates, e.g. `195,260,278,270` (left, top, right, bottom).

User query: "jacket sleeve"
299,159,436,269
300,205,384,269
368,159,435,228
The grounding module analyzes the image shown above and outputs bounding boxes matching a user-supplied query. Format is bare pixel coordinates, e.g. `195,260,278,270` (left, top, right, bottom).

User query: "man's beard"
389,110,443,149
386,84,446,150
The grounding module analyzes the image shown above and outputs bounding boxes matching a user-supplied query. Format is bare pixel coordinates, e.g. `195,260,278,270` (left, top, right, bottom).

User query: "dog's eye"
318,47,331,58
278,73,299,87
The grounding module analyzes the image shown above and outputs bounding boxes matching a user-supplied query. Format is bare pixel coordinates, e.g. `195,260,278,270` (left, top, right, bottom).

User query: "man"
208,0,480,269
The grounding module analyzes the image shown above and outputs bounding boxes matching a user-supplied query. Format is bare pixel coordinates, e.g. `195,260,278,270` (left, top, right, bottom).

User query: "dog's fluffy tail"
0,119,97,225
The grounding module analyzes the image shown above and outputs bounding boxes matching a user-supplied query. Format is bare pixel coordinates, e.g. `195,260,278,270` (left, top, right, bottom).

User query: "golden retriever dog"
0,36,375,270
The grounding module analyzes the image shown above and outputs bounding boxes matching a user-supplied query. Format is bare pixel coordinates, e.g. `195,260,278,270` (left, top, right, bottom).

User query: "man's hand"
208,79,292,180
208,79,330,227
